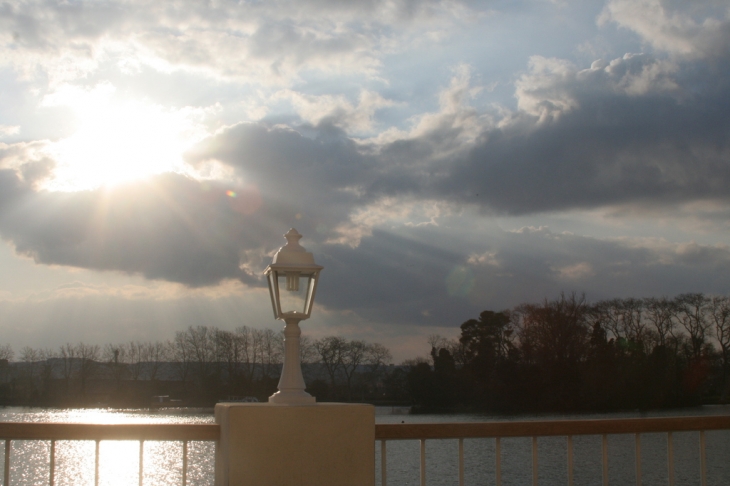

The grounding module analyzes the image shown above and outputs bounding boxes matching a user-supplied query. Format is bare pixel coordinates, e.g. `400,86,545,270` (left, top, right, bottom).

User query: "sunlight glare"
45,83,208,191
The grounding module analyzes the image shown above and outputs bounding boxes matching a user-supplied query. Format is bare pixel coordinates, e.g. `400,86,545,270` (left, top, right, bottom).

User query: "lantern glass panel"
276,271,311,315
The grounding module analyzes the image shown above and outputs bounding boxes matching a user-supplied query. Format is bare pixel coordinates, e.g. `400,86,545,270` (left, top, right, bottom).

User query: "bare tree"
76,343,100,397
710,295,730,397
674,293,712,360
0,344,13,361
621,298,649,349
341,340,368,401
361,342,393,399
236,326,260,382
59,343,78,395
103,343,129,391
259,329,283,380
19,347,41,401
365,343,393,373
300,335,318,365
141,341,168,381
314,336,346,393
168,332,193,392
592,299,625,341
427,334,450,360
517,293,590,370
184,326,216,389
644,297,676,348
215,329,245,390
126,341,146,381
38,348,57,400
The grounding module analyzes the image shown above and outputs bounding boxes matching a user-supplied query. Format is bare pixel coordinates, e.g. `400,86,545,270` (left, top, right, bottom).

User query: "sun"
45,83,207,191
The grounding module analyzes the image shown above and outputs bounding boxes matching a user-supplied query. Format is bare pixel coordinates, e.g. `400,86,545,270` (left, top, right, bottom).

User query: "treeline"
4,291,728,412
409,293,730,413
0,326,393,407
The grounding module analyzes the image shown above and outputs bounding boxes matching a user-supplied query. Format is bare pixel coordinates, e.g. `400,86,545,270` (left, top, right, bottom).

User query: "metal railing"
0,423,220,486
3,415,729,485
374,415,730,486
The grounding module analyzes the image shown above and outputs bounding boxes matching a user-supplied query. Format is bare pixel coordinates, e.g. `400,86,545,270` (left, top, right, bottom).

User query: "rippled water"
375,406,730,486
0,408,215,486
1,406,729,485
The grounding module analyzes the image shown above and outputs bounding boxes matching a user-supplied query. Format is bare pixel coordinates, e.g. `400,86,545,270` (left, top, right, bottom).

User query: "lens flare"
446,265,475,298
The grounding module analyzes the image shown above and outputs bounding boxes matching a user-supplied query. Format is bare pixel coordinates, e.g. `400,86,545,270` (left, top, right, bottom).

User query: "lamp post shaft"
269,317,315,404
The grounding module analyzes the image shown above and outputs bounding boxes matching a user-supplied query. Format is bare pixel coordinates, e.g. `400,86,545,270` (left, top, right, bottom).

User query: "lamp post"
264,228,323,404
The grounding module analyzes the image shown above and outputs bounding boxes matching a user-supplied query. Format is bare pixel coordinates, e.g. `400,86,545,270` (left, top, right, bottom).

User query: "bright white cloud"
599,0,730,59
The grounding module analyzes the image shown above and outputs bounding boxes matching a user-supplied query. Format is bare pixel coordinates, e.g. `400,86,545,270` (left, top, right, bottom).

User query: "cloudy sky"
1,0,729,361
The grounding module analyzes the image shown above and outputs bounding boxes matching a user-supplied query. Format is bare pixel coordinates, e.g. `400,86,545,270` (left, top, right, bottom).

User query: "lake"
1,405,729,485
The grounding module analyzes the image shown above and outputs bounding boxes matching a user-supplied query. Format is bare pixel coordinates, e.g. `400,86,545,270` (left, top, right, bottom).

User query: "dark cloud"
186,121,377,234
192,51,730,219
2,50,717,296
358,49,721,216
316,228,477,326
0,170,284,286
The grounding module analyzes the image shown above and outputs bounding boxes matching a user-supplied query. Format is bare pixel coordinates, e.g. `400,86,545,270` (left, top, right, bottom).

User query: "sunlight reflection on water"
0,408,215,486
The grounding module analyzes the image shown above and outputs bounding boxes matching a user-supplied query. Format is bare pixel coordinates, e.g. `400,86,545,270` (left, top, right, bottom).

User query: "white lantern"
264,229,323,404
264,229,323,320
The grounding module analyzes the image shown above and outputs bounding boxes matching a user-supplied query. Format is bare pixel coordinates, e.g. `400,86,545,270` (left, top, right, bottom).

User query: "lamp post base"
268,390,316,404
270,317,316,405
215,403,375,485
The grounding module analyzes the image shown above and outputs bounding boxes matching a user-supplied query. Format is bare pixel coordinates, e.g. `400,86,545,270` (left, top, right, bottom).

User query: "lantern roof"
266,228,323,272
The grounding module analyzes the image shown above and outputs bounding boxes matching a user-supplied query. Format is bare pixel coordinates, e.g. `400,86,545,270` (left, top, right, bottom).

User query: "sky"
1,0,730,362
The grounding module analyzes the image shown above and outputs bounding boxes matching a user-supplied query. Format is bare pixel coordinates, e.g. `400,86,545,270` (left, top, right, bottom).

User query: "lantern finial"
284,228,304,250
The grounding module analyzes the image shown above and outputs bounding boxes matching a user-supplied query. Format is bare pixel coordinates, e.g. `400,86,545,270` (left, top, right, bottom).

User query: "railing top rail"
375,415,730,440
0,423,220,441
3,415,728,442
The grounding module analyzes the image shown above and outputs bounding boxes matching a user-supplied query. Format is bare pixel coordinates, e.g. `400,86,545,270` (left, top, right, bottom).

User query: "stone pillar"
215,402,375,486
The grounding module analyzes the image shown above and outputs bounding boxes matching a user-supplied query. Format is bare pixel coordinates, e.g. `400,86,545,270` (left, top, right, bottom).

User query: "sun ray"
43,83,208,191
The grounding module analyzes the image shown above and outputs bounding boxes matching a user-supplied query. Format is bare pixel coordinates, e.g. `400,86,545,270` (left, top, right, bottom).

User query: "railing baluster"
380,439,387,486
182,440,188,486
602,434,608,486
532,436,538,486
458,438,464,486
699,431,706,486
139,439,144,486
667,432,674,486
94,439,100,486
567,435,573,486
420,439,426,486
4,439,9,486
635,433,641,486
495,437,501,486
50,439,55,486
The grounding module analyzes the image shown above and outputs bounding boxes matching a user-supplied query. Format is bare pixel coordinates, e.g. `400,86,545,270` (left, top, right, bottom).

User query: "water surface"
1,405,728,485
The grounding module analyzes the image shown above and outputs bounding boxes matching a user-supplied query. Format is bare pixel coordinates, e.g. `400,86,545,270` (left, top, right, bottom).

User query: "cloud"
599,0,730,60
0,141,55,187
515,54,679,122
0,0,472,85
417,54,730,215
2,0,730,345
0,169,280,287
0,282,275,351
274,89,396,133
459,226,730,307
185,40,730,227
0,125,20,137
